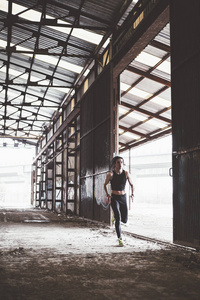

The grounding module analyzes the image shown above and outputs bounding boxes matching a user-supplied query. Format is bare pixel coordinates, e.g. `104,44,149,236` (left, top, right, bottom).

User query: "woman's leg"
111,197,121,238
119,194,128,224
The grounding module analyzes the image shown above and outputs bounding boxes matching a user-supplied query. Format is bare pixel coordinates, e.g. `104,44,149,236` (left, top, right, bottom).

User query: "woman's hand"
107,194,112,204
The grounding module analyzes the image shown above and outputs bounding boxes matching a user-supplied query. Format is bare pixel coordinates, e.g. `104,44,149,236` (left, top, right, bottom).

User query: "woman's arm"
126,171,134,198
104,172,112,202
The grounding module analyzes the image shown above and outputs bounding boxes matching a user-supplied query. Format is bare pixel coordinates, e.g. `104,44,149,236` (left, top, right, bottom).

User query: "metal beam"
0,83,73,87
119,127,172,152
62,0,133,108
113,0,170,76
150,40,170,53
119,125,148,138
45,0,111,26
2,18,108,30
8,22,92,54
121,101,171,124
0,49,94,58
1,84,63,105
33,105,80,163
0,134,38,145
4,0,13,134
125,65,171,87
0,57,74,86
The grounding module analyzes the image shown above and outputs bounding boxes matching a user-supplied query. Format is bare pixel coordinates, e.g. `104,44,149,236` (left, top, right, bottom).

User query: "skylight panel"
17,47,84,75
56,20,103,45
0,47,73,92
129,87,151,98
13,3,42,21
1,0,103,45
20,74,39,82
135,52,160,67
4,119,17,127
0,39,7,48
0,1,41,22
121,82,151,98
119,128,124,134
5,105,18,114
51,87,70,94
120,82,130,91
35,54,83,74
128,111,147,121
15,45,33,58
157,60,171,74
101,39,110,49
119,106,129,115
37,79,50,85
146,119,167,128
121,131,140,140
49,24,103,45
58,60,83,74
7,90,21,99
34,54,59,65
21,110,33,118
151,96,171,107
82,69,90,77
0,66,24,79
0,65,46,83
0,0,8,13
72,28,102,45
0,0,103,80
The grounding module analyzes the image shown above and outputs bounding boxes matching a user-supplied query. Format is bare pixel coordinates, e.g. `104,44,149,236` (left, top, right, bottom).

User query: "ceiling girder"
121,101,171,124
119,127,172,153
4,0,13,134
2,18,109,31
1,83,65,105
0,0,171,151
136,86,169,109
0,48,94,59
121,52,170,101
7,22,93,54
126,65,171,87
45,0,111,26
150,40,170,53
0,57,74,86
0,83,73,87
119,125,148,138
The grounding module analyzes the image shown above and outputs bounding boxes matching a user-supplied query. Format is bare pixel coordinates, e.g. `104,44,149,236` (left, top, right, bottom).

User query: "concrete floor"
127,203,173,243
0,208,200,300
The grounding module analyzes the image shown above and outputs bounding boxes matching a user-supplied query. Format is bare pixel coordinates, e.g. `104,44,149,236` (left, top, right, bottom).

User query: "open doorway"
122,135,173,242
116,20,171,242
0,140,35,209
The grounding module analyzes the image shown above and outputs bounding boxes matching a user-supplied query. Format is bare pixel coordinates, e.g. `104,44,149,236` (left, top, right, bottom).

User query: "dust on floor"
0,208,200,300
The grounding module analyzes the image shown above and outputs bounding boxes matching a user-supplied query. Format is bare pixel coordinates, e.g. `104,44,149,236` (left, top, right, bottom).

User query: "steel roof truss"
120,101,171,124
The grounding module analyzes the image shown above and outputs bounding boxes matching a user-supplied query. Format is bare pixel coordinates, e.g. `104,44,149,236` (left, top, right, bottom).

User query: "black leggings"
111,194,128,239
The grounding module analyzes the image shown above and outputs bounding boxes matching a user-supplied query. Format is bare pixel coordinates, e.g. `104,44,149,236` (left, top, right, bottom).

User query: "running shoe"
118,238,124,247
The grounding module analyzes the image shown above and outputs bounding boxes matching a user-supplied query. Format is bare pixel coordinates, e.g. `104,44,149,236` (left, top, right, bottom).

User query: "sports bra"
110,170,127,191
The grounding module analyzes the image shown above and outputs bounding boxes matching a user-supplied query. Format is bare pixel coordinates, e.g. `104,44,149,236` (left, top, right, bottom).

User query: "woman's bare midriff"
112,190,126,195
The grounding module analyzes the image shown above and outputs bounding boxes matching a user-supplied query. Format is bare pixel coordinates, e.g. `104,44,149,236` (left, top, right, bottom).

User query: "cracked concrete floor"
0,208,200,300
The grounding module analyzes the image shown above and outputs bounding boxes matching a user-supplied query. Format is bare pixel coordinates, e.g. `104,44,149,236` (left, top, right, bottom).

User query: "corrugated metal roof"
119,22,171,152
0,0,171,151
0,0,131,145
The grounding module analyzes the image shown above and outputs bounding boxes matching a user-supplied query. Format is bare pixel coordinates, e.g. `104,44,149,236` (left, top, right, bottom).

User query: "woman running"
104,156,134,246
